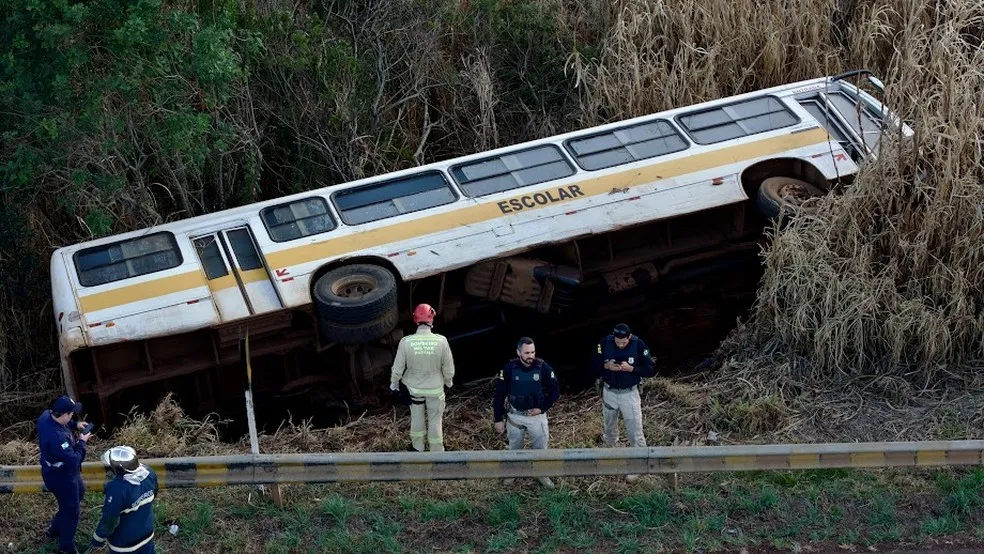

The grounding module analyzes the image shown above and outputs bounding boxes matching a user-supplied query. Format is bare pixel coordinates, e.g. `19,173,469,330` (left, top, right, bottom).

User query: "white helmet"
101,445,140,475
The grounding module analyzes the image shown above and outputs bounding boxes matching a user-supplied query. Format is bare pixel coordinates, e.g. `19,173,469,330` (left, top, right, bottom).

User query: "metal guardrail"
4,440,983,494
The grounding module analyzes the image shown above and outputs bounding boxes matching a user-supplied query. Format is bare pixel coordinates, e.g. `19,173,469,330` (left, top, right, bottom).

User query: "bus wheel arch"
740,158,829,220
311,258,403,344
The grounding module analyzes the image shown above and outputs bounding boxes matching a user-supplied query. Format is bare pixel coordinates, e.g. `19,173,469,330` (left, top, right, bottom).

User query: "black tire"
320,306,399,345
755,176,826,219
313,264,398,325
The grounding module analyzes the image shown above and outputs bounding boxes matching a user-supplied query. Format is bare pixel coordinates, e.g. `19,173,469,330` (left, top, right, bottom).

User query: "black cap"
52,395,82,415
613,323,631,338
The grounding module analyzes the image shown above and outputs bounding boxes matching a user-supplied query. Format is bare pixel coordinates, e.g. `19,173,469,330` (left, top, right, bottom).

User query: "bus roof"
51,75,835,258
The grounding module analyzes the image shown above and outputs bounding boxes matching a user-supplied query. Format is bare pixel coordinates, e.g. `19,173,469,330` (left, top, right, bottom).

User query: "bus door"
192,226,283,321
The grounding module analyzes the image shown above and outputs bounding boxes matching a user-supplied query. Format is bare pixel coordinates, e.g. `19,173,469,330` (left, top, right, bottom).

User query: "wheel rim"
777,182,820,207
331,275,377,299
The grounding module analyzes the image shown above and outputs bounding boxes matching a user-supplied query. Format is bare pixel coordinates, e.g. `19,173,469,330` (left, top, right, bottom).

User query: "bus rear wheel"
756,176,826,219
314,264,399,343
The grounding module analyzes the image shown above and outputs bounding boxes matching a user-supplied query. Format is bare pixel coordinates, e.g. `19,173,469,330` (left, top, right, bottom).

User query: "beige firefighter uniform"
390,325,455,452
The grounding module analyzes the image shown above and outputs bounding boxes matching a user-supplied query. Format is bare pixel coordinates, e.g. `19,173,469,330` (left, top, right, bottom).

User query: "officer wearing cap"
91,445,158,553
592,323,656,481
493,336,561,489
37,395,92,554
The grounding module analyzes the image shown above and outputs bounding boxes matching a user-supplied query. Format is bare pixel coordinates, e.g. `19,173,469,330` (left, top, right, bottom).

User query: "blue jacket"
591,335,656,389
36,410,86,485
493,358,560,422
92,465,158,551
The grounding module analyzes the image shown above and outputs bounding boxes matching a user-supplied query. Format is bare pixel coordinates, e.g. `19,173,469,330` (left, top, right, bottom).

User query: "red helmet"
413,303,436,325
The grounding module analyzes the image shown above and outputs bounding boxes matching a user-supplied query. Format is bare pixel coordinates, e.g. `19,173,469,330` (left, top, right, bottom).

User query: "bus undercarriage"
68,195,782,431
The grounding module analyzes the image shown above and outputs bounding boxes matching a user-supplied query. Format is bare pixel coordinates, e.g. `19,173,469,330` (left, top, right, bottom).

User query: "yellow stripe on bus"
206,270,270,294
265,127,831,269
78,271,207,313
206,274,238,292
239,268,271,284
78,127,831,315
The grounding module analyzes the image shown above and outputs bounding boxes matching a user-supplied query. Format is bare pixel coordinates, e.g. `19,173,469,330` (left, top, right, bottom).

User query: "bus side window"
333,171,458,225
677,96,800,145
193,236,229,278
797,97,864,162
74,232,183,287
450,145,576,197
564,119,689,171
261,197,336,243
825,91,885,153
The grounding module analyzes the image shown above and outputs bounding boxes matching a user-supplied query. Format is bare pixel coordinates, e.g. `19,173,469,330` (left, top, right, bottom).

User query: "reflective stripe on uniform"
108,532,154,553
407,386,444,397
120,493,155,514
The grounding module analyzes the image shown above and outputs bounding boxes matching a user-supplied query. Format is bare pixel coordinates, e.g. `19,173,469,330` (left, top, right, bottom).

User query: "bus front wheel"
313,264,399,343
755,176,826,220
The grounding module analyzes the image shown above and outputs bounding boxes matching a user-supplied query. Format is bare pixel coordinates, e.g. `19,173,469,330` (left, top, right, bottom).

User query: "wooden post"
240,330,284,507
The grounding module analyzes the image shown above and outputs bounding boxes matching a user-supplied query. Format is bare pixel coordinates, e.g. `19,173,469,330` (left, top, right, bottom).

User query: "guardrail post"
241,330,284,507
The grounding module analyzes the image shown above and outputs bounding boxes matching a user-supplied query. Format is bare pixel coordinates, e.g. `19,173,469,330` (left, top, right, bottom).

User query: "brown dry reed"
563,0,983,383
716,0,984,390
564,0,984,435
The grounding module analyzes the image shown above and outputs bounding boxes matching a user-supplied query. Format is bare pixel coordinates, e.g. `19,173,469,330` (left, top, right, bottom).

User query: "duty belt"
604,383,637,393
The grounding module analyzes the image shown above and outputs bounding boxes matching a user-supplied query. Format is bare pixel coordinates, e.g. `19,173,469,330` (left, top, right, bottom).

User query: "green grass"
485,530,519,553
6,468,984,553
320,493,353,525
419,499,474,521
488,494,521,528
615,490,671,528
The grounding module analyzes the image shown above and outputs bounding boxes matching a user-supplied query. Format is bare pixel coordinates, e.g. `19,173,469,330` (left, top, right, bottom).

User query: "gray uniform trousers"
505,411,549,450
602,385,646,447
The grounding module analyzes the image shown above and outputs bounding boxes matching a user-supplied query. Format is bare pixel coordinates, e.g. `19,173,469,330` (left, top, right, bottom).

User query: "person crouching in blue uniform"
91,446,159,554
38,394,92,554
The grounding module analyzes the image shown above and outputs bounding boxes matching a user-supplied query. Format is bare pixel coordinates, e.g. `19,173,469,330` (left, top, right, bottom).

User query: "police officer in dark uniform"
37,394,91,554
91,446,159,554
592,323,655,481
493,336,561,489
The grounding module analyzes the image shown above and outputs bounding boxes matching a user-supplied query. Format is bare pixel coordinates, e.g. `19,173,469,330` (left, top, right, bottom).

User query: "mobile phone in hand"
81,422,97,435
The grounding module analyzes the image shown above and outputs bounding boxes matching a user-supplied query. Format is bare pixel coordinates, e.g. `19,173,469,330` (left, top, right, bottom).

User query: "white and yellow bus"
50,70,909,424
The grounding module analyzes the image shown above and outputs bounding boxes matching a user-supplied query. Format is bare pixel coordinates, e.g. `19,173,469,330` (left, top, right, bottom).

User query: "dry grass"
8,376,983,467
569,0,845,123
0,394,234,465
710,0,984,403
570,0,983,393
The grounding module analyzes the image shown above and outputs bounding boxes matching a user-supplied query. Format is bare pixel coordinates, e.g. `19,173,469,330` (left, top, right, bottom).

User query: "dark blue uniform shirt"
37,409,86,485
493,358,560,422
92,465,159,551
591,335,656,389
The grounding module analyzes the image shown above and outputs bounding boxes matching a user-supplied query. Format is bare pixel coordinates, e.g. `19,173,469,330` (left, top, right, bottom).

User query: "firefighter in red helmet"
390,303,456,451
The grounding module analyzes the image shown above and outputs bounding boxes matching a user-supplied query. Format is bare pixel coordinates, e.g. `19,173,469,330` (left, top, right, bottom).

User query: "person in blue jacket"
91,445,158,553
591,323,656,482
492,336,561,489
37,394,92,554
